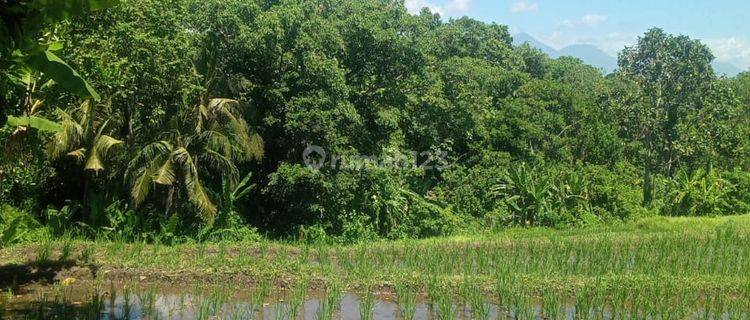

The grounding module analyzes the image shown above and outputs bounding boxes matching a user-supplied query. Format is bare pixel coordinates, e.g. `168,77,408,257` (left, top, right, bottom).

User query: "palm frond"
66,148,87,162
244,132,265,161
153,158,176,185
126,140,173,180
48,108,84,159
197,149,239,184
84,135,123,172
172,147,218,222
131,164,157,207
193,130,233,156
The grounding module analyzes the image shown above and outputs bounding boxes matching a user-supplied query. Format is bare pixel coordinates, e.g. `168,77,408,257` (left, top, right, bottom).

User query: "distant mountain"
558,44,618,73
512,32,617,73
712,61,743,77
512,32,745,77
512,32,558,57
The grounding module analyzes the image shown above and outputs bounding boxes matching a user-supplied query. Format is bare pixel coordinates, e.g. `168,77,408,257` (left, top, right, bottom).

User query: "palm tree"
48,100,123,220
126,98,263,223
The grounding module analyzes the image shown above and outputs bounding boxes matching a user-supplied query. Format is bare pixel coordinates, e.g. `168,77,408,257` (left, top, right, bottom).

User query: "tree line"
2,0,749,243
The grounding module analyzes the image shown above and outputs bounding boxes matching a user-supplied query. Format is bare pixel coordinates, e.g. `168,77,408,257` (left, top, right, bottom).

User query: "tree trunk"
642,162,653,207
83,172,92,223
642,133,655,207
165,185,175,218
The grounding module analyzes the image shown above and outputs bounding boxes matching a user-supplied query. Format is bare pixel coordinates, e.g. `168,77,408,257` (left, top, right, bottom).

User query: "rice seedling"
359,285,375,320
541,287,563,320
138,286,157,319
59,237,73,261
433,288,457,320
122,285,133,320
108,284,118,319
288,278,308,320
395,282,417,320
273,300,287,320
35,240,52,263
79,244,95,264
254,279,272,309
299,244,310,264
317,281,342,320
466,283,490,320
83,290,105,319
178,292,188,320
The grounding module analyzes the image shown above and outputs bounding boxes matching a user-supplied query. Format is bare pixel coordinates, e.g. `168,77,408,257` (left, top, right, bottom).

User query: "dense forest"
2,0,750,244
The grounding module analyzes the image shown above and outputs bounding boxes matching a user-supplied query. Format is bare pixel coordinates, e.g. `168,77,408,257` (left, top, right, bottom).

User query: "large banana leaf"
6,115,63,132
24,50,101,101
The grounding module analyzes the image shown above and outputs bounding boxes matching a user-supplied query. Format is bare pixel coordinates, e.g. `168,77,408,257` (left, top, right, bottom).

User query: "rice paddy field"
1,215,750,319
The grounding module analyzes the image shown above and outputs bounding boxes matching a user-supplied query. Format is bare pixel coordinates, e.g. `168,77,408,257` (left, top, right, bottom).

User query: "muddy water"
71,293,502,320
0,281,545,320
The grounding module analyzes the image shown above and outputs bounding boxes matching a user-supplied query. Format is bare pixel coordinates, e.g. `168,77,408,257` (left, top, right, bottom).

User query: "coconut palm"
126,98,263,223
48,100,123,171
48,100,123,221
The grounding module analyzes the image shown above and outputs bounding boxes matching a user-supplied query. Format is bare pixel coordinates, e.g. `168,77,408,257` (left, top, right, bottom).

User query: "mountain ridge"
512,32,744,76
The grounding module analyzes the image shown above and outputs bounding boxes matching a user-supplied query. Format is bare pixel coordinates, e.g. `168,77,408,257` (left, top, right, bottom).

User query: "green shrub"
488,162,644,227
722,169,750,214
0,205,48,246
264,163,457,241
582,162,646,220
337,214,379,244
661,168,736,216
437,152,513,220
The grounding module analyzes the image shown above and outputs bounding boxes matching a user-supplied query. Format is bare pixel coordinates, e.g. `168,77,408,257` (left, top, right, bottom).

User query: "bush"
488,162,644,227
264,163,458,241
723,169,750,214
582,162,645,220
661,168,736,216
0,205,48,246
437,152,513,220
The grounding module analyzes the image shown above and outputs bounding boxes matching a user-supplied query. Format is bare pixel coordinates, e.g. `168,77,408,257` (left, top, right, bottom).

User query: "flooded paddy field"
1,215,750,319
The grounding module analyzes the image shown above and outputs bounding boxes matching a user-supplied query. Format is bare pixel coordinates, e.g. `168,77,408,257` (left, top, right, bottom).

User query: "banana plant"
213,172,256,228
222,172,256,211
1,0,121,126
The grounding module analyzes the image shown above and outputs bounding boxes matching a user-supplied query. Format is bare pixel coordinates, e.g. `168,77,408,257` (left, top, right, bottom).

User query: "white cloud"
705,37,750,70
405,0,472,16
562,14,608,28
511,1,538,13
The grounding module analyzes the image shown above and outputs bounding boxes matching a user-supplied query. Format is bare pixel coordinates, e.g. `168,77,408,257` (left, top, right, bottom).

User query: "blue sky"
405,0,750,70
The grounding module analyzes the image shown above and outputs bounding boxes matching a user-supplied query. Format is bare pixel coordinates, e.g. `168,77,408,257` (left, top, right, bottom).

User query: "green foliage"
48,100,122,172
0,205,46,246
661,168,741,216
723,169,750,214
125,97,262,223
489,162,643,227
23,49,101,100
0,0,119,123
43,204,78,236
6,115,62,132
